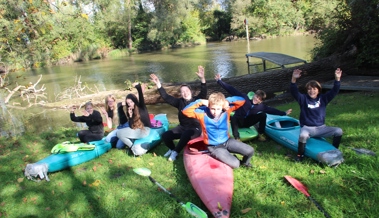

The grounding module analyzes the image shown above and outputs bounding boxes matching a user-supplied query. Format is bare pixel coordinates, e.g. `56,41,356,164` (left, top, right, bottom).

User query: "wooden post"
244,18,249,41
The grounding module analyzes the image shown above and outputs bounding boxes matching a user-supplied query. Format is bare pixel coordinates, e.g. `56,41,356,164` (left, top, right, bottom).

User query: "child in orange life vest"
182,92,254,168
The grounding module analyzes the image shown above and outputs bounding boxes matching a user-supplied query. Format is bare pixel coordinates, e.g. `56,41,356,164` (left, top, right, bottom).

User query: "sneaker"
235,137,241,141
168,151,178,161
258,134,267,142
164,149,173,157
295,155,304,162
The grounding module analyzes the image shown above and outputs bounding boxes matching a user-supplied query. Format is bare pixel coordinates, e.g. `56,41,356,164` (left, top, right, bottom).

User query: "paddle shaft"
148,176,208,218
148,176,184,205
307,195,331,218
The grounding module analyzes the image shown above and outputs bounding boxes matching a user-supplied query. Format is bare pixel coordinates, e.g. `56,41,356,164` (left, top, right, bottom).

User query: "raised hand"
150,74,162,88
286,108,292,115
214,73,221,81
335,68,342,81
292,69,302,79
196,66,206,83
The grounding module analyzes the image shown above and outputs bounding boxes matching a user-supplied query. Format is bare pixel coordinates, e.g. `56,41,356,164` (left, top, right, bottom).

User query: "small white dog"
24,163,50,182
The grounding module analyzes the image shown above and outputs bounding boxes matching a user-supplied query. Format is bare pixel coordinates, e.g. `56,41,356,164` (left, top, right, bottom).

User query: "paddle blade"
133,168,151,177
183,202,208,218
284,175,310,197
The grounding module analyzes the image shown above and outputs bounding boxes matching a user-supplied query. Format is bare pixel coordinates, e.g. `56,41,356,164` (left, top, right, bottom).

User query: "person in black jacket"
150,66,207,161
70,101,104,143
215,74,292,142
116,83,151,149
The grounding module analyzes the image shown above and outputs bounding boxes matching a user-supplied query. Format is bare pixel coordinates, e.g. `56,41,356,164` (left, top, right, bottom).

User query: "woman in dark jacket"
70,101,104,143
116,83,151,149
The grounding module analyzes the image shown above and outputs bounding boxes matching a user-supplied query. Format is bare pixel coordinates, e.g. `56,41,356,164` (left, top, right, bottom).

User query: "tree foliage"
311,0,379,67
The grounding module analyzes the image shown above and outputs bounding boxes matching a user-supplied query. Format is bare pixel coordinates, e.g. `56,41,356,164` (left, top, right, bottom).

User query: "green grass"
1,91,379,218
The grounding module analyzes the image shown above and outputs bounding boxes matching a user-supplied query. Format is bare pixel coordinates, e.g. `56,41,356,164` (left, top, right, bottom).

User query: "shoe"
295,155,304,162
258,134,267,142
235,137,241,141
168,151,178,161
240,162,252,168
164,149,172,157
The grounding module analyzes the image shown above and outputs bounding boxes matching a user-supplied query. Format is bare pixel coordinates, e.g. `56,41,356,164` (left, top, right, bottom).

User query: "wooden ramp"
246,52,307,74
322,76,379,91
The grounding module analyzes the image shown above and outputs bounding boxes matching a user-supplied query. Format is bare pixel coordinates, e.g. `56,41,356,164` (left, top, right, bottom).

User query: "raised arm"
196,65,206,83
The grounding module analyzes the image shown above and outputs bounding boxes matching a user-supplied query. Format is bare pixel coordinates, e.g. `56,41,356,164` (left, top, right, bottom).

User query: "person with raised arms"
215,73,292,142
116,83,151,150
150,66,207,161
290,68,343,162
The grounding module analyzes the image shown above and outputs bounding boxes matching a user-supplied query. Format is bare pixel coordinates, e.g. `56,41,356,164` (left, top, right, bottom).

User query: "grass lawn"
1,91,379,218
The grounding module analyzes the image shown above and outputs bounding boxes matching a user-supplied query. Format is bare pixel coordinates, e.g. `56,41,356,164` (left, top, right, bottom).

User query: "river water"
3,35,317,136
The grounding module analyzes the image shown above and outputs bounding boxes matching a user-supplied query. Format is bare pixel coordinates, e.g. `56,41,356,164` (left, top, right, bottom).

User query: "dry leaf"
45,207,50,210
256,211,261,217
217,202,223,210
319,170,326,174
90,180,100,187
153,152,157,157
51,190,55,195
17,177,24,183
241,208,252,213
108,159,113,164
281,201,285,205
148,162,154,166
92,166,97,172
82,180,87,186
310,169,315,174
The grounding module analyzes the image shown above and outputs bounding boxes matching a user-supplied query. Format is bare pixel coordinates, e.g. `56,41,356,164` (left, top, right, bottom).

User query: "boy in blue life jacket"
182,92,254,169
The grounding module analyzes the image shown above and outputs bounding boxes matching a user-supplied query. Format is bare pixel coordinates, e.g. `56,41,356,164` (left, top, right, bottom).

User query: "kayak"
265,114,344,166
183,136,233,218
229,113,258,141
130,113,169,156
229,126,258,141
37,138,111,173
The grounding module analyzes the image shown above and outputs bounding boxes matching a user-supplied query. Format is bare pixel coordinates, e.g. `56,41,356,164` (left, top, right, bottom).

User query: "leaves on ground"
241,207,251,213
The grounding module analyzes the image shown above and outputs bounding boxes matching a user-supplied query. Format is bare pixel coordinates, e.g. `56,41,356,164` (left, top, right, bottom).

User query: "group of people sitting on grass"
70,66,343,168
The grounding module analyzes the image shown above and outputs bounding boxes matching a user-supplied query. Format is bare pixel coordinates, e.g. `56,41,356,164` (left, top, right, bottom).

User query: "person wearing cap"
215,74,292,141
290,68,343,162
150,66,207,161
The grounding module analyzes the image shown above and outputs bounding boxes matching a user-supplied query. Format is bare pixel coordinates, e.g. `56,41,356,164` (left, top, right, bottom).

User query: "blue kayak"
37,139,111,173
265,114,344,166
130,114,169,156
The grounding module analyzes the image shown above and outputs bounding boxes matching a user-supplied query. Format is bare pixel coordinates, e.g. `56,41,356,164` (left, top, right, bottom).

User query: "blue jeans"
208,138,254,169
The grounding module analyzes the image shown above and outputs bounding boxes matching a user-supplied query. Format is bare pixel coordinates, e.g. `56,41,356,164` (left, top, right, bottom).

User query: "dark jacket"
217,79,286,118
118,83,151,128
158,82,207,129
70,110,104,134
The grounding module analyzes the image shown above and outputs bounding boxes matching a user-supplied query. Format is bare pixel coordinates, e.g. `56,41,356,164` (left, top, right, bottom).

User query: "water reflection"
4,35,317,135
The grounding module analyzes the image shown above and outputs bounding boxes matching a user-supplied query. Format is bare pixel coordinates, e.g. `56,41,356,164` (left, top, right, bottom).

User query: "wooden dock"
246,52,307,74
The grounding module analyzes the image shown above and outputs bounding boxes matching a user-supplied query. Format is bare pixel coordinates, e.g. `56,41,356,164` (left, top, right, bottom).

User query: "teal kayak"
130,113,169,156
37,139,111,173
265,114,344,166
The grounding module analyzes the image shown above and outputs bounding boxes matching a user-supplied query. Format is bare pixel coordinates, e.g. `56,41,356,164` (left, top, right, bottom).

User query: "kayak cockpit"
266,116,300,131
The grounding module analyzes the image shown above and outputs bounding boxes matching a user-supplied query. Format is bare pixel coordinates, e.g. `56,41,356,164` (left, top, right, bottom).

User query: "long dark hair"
126,93,144,129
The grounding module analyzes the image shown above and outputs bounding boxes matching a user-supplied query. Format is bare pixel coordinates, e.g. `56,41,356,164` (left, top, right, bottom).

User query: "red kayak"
183,136,233,218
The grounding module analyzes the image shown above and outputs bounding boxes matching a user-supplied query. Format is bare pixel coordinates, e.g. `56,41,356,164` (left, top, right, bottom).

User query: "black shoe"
240,161,252,168
295,155,304,162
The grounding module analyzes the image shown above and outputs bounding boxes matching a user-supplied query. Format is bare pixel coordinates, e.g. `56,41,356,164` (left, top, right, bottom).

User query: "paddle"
284,175,331,218
133,167,208,218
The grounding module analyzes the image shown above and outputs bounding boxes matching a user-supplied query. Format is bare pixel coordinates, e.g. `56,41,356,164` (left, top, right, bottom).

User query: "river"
3,35,317,136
